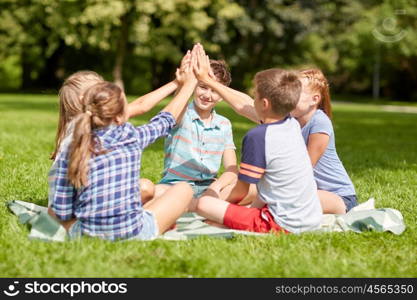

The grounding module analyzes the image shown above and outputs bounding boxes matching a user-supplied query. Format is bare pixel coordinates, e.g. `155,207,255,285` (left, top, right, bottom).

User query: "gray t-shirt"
301,109,356,197
238,117,322,233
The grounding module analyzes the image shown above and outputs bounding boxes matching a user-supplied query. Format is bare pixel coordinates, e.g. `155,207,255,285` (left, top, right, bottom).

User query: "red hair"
300,68,332,119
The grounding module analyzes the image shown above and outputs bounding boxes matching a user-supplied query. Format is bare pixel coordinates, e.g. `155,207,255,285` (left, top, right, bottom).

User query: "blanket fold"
6,198,405,242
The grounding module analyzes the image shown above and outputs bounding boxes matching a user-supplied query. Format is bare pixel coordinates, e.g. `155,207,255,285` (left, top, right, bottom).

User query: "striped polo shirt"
160,101,235,184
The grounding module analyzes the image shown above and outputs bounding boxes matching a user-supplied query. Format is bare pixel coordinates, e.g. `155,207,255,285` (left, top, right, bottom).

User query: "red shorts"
223,204,289,235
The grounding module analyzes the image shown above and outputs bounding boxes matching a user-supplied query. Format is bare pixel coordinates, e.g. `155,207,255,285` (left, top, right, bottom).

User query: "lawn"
0,93,416,277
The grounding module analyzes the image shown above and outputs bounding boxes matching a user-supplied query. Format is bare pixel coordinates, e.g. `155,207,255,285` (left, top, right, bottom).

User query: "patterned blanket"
6,198,405,242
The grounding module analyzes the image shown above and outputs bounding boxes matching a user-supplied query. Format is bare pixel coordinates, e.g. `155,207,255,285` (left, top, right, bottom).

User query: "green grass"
1,93,416,277
334,93,417,107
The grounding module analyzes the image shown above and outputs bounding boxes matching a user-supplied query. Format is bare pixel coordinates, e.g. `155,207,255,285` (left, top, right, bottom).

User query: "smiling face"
193,83,222,112
291,77,319,118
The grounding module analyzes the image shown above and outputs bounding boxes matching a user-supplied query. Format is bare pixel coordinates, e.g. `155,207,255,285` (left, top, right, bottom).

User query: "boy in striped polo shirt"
150,59,238,200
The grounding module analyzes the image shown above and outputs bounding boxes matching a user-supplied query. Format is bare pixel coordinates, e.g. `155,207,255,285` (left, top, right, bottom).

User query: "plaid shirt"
49,112,175,241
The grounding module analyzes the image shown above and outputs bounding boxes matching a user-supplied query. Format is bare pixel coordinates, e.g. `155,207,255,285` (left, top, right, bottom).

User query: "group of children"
48,44,357,241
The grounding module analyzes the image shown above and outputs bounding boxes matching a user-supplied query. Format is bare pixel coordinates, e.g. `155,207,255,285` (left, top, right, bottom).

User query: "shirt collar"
94,123,137,149
189,101,221,129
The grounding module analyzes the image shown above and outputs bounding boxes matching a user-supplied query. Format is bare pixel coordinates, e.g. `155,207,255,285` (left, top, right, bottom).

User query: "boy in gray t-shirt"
191,54,322,234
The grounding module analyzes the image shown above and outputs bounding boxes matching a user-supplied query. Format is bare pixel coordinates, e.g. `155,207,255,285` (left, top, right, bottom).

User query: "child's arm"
229,126,266,204
205,149,238,197
172,52,193,125
206,118,238,197
225,180,250,204
48,207,77,230
127,80,179,118
127,51,192,118
210,80,258,123
134,50,197,149
193,44,259,123
48,157,77,227
134,75,197,149
307,133,330,166
162,49,197,122
250,195,265,208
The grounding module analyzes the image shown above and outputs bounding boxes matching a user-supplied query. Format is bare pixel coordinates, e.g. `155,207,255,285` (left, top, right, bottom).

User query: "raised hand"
193,43,212,83
181,50,191,70
180,46,198,86
175,50,191,85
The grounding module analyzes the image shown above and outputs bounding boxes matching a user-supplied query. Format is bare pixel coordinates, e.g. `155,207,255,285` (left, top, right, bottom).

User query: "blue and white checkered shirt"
49,112,175,241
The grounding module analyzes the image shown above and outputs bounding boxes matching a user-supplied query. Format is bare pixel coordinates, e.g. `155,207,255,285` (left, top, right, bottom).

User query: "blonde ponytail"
68,112,94,189
52,71,103,160
67,81,127,189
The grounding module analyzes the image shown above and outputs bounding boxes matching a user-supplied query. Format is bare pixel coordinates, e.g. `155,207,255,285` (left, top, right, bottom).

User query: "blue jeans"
129,209,159,241
191,179,215,198
341,195,358,212
158,179,214,198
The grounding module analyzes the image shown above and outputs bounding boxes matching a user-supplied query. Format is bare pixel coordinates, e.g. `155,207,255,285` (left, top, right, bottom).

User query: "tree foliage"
0,0,416,100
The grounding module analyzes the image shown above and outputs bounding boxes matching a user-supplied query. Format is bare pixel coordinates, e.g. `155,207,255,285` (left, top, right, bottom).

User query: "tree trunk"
150,57,159,89
150,58,175,90
113,3,135,90
21,48,33,90
35,40,65,89
373,45,381,99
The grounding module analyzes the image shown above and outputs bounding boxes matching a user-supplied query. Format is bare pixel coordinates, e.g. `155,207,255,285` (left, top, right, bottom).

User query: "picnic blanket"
6,198,406,242
7,201,67,242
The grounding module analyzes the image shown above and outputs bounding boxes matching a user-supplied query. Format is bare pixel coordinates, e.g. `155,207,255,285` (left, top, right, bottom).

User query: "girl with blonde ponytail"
52,68,184,161
52,71,104,161
47,71,103,222
291,68,357,214
67,82,126,189
48,50,199,240
49,58,189,212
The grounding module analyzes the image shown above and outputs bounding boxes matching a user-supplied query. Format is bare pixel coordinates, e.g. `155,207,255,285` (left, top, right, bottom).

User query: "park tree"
320,0,417,100
0,0,65,89
0,0,416,100
0,0,247,91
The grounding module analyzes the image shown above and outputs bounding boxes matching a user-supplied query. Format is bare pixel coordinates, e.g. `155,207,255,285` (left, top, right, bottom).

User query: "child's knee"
174,182,193,198
196,195,213,211
140,178,155,203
